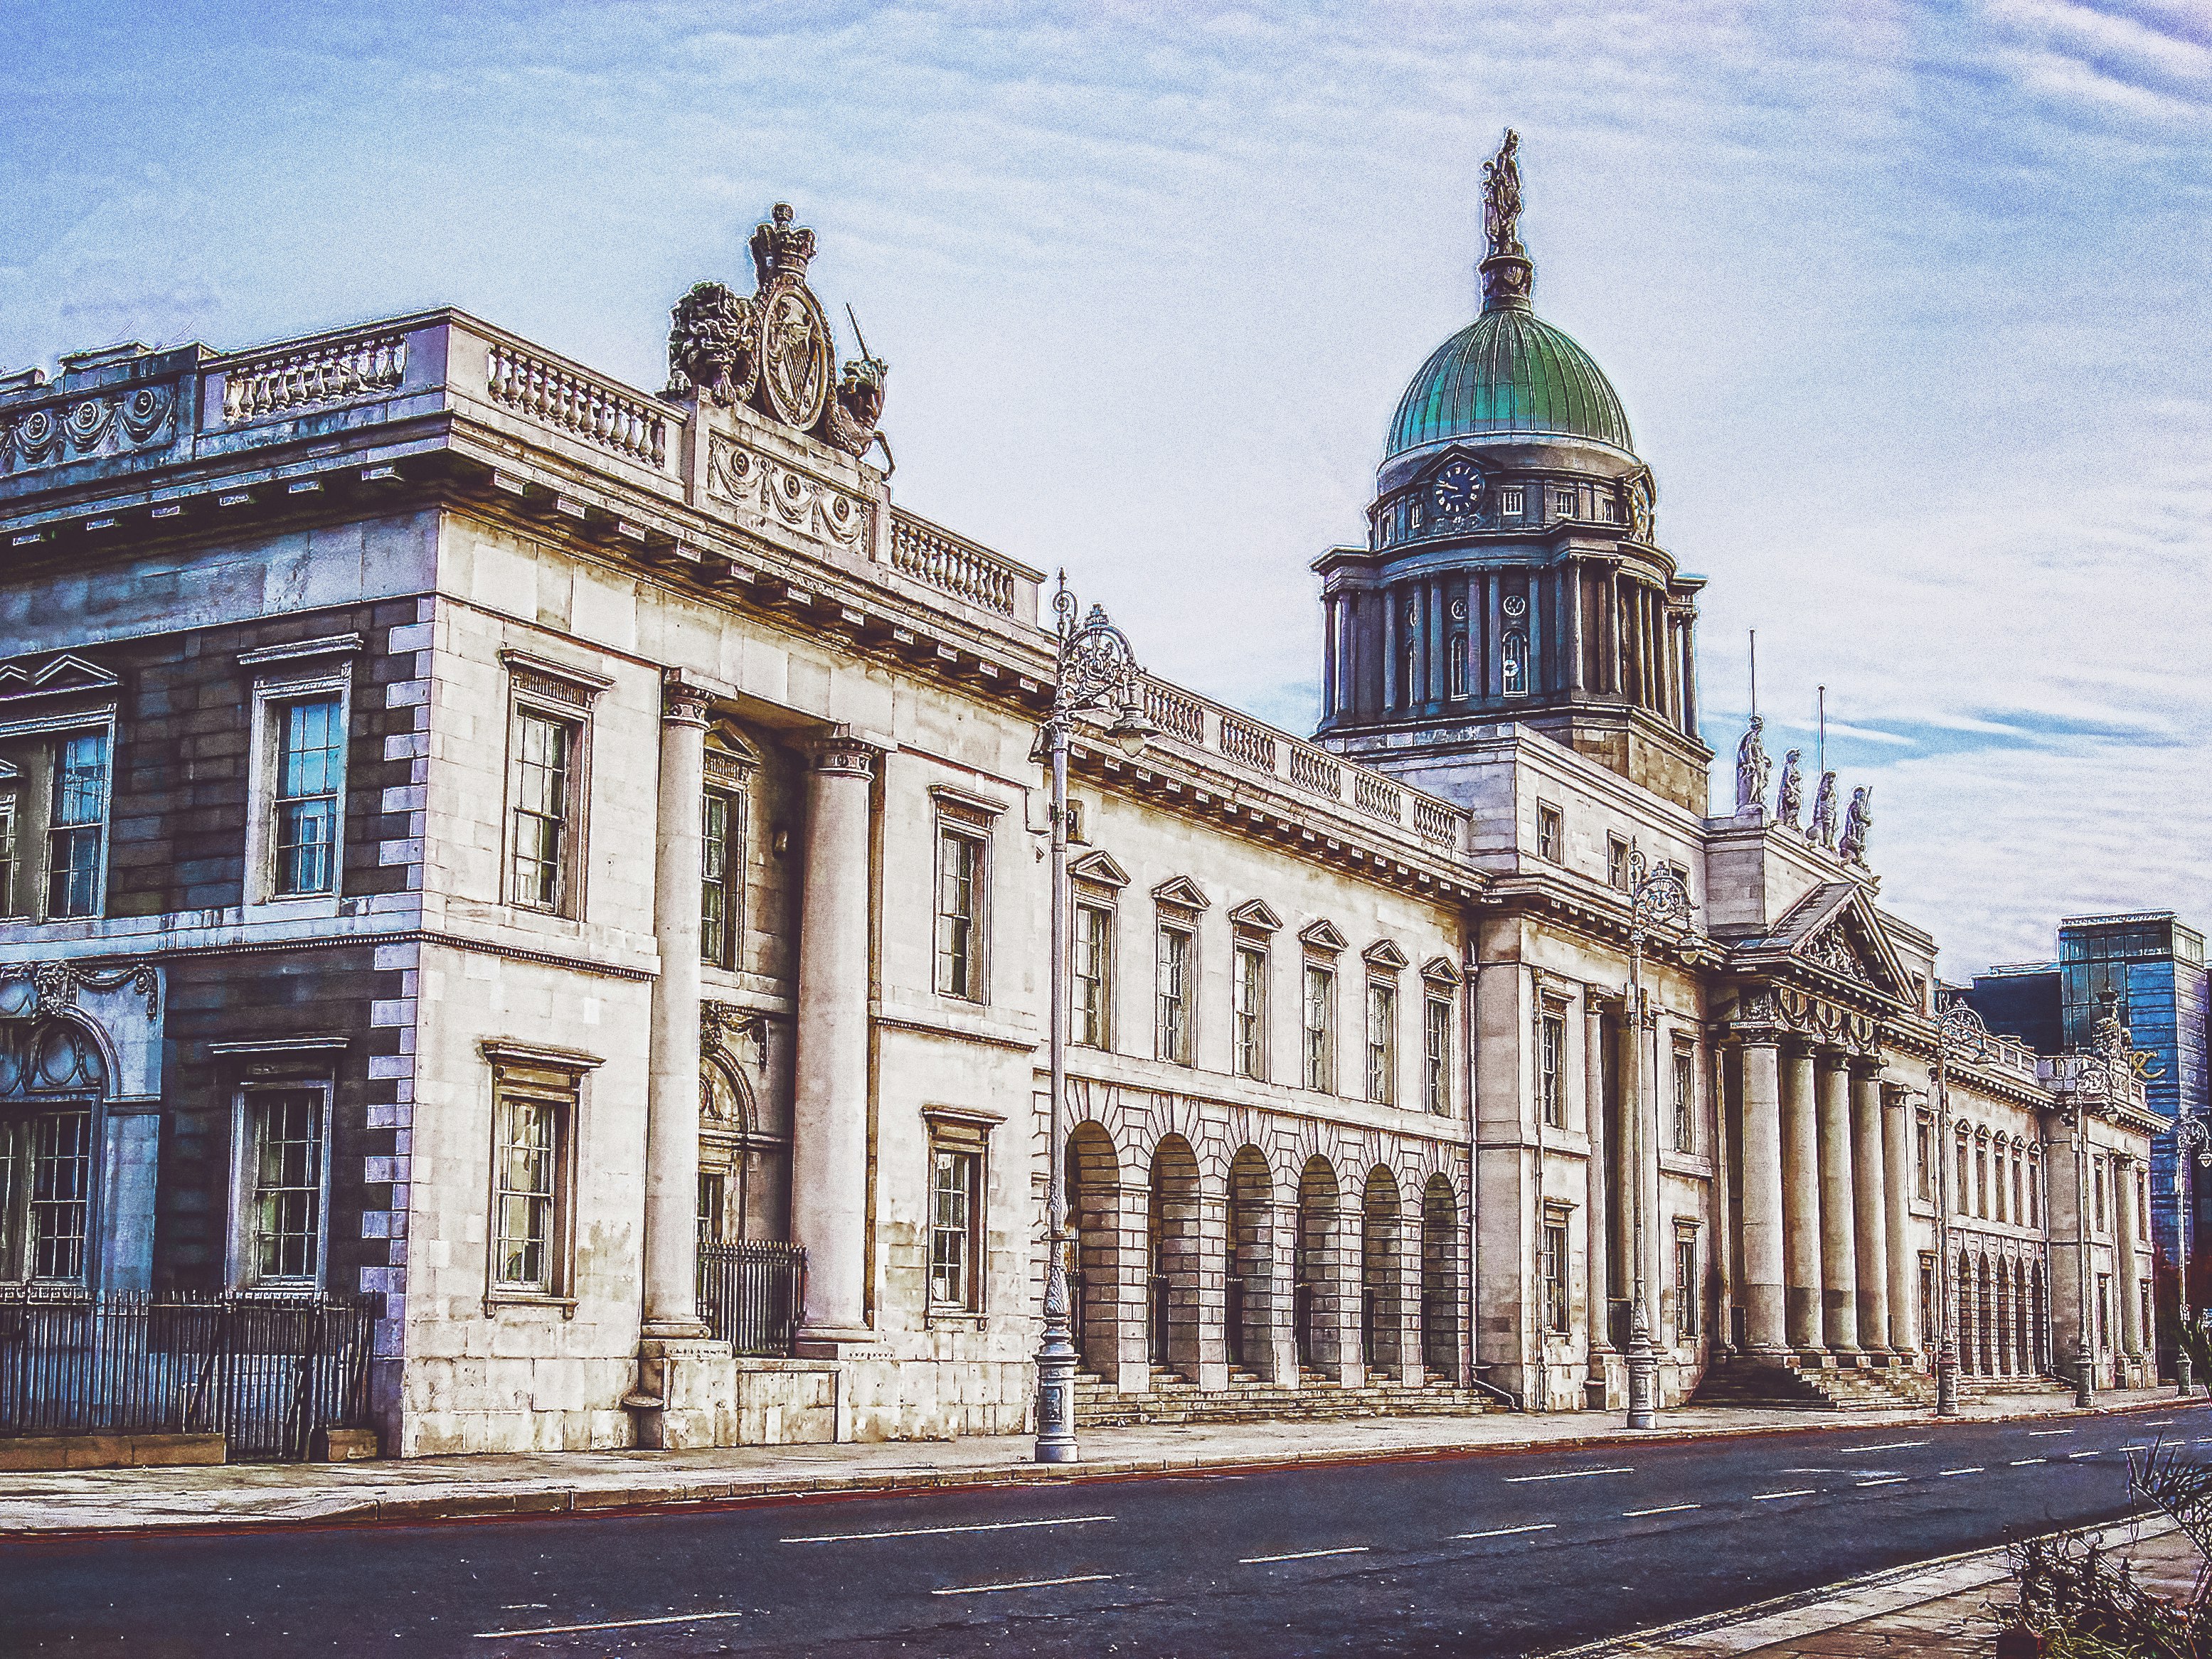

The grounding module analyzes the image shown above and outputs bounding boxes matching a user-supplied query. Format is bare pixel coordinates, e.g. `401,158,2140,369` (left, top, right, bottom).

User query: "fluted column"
1741,1035,1787,1353
1679,614,1700,737
1565,561,1586,694
642,674,712,1339
2116,1155,2144,1361
1782,1042,1825,1353
1849,1060,1891,1359
1584,995,1614,1357
1816,1052,1861,1355
792,730,881,1354
1882,1086,1918,1356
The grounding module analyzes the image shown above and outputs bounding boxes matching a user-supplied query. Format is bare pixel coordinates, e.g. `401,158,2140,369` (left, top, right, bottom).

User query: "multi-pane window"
929,1148,979,1309
1536,803,1561,863
1607,837,1630,892
1156,922,1193,1065
1500,485,1525,518
0,1106,94,1284
2094,1157,2107,1232
1537,1012,1565,1128
1233,941,1267,1079
271,698,344,897
1915,1121,1932,1200
697,1170,727,1244
1501,631,1528,697
1365,979,1396,1105
1073,902,1114,1049
0,794,18,917
1448,634,1469,700
1993,1143,2008,1222
245,1089,325,1284
1956,1139,1970,1216
1976,1144,1988,1218
1423,995,1451,1115
1671,1050,1696,1153
1538,1220,1568,1333
700,788,743,969
1551,487,1575,519
2028,1158,2041,1227
509,710,577,914
46,730,109,919
935,827,985,1001
2097,1274,2111,1350
2138,1170,2149,1238
493,1092,562,1293
1302,963,1335,1092
1675,1236,1700,1339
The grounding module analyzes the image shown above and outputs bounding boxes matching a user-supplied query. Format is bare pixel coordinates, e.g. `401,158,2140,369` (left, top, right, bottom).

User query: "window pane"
1425,997,1450,1114
28,1109,93,1282
46,731,109,919
494,1095,559,1292
1234,944,1266,1079
510,713,574,912
251,1090,324,1281
701,791,738,966
935,831,982,1001
1366,981,1394,1104
1156,926,1190,1065
0,798,17,917
930,1149,975,1307
1073,904,1112,1048
1304,966,1334,1091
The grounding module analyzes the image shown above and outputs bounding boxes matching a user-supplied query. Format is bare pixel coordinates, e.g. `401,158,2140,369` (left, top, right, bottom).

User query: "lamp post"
1622,843,1697,1431
1929,997,1994,1419
1032,575,1156,1464
2173,1114,2209,1397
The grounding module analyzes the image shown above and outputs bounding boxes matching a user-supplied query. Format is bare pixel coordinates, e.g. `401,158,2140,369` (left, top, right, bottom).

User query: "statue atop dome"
1479,128,1535,312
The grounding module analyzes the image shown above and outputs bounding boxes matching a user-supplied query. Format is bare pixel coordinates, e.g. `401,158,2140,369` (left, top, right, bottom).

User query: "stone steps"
1071,1368,1494,1428
1689,1357,1939,1412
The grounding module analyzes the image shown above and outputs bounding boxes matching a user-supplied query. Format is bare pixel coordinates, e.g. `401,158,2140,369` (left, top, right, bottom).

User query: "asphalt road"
6,1403,2206,1658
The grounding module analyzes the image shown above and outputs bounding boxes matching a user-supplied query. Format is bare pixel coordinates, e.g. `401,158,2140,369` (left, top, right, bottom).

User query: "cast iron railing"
0,1288,375,1462
696,1241,806,1357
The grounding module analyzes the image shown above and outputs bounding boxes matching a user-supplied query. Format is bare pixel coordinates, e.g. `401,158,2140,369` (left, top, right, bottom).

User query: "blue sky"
4,1,2207,974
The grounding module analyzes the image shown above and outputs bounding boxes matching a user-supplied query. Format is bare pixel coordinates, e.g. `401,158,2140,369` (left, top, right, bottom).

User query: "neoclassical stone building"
0,139,2164,1459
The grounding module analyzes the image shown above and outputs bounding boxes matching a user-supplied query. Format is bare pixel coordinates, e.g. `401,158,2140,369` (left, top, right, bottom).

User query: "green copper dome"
1386,305,1634,459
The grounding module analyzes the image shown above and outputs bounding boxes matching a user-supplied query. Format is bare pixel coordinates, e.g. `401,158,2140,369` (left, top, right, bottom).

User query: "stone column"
1565,561,1587,694
642,674,712,1339
1195,1190,1232,1390
791,730,882,1355
1679,615,1699,738
1881,1085,1918,1357
1817,1052,1861,1356
1583,996,1614,1362
1740,1034,1787,1353
1265,1196,1301,1384
2115,1155,2144,1362
1849,1060,1891,1360
1781,1042,1825,1354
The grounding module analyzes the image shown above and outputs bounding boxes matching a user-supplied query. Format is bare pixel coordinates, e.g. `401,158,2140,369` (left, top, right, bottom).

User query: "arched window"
1502,631,1527,696
0,1018,107,1286
1448,634,1469,700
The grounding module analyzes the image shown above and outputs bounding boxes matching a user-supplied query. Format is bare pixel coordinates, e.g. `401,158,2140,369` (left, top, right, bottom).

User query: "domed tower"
1314,132,1710,814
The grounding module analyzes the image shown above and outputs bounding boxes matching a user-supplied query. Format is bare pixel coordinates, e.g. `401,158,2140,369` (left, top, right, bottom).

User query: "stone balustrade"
484,341,669,471
885,511,1026,617
219,333,410,425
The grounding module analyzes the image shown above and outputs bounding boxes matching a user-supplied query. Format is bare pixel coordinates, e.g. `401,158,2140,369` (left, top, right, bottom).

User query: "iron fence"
696,1241,806,1356
0,1288,376,1461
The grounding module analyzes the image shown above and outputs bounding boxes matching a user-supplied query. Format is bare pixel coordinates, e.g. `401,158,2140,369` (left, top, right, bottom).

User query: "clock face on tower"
1430,459,1481,518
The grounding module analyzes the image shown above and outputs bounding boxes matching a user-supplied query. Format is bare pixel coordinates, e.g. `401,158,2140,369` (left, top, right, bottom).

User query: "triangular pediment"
1069,850,1131,890
1736,882,1911,1003
1420,955,1462,986
1228,897,1283,932
1362,938,1410,971
1152,875,1210,912
1299,919,1349,953
0,653,119,702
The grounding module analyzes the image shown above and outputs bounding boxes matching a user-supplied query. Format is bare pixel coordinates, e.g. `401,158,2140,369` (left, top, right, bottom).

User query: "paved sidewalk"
0,1386,2184,1539
1553,1513,2200,1657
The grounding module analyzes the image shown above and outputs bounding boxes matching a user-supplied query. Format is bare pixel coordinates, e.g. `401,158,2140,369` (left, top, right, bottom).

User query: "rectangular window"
1365,979,1396,1105
2028,1159,2041,1227
1607,836,1630,892
0,793,19,918
1675,1237,1699,1339
701,789,743,969
1993,1151,2007,1223
1552,488,1575,520
1919,1254,1936,1348
1672,1050,1696,1153
2139,1171,2149,1239
271,698,344,897
243,1088,326,1285
509,710,578,914
1539,1220,1569,1333
697,1170,727,1245
0,1106,94,1284
1303,963,1336,1092
1536,802,1562,863
1957,1141,1970,1216
1500,485,1525,518
2014,1154,2026,1229
492,1091,563,1294
1073,902,1115,1050
46,730,109,919
1448,635,1469,700
2094,1157,2107,1232
1233,941,1268,1080
934,826,986,1001
2143,1281,2154,1342
1424,996,1451,1116
1156,922,1193,1065
1538,1012,1565,1129
2097,1274,2111,1350
1915,1121,1931,1201
929,1148,979,1309
1976,1146,1988,1218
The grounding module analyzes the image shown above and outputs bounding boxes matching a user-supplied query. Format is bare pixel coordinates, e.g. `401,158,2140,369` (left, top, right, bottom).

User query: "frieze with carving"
669,203,888,466
706,437,871,549
1802,923,1870,985
0,383,176,475
1723,981,1878,1053
0,961,161,1023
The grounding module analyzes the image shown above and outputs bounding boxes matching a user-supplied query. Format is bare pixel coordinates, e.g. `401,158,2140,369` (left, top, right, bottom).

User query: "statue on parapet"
1733,715,1771,815
1839,786,1873,865
1808,772,1839,850
1775,749,1804,831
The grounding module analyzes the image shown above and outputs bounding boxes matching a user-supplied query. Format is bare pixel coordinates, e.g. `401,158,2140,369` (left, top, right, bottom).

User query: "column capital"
806,725,887,778
1848,1052,1886,1079
661,671,714,727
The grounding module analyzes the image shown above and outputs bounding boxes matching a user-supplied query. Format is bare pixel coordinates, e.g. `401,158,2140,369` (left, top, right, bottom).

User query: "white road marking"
2143,1420,2176,1426
1753,1489,1819,1501
1623,1503,1701,1517
2028,1429,2074,1438
1504,1466,1633,1483
1856,1476,1909,1488
782,1514,1115,1544
1939,1467,1984,1477
932,1574,1115,1597
1841,1440,1929,1453
1452,1522,1559,1540
497,1604,548,1611
2011,1458,2045,1466
2068,1451,2102,1460
2193,1436,2212,1446
474,1611,743,1638
1240,1546,1371,1564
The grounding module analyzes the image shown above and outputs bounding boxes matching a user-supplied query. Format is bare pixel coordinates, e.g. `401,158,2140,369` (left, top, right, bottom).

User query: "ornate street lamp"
1033,575,1155,1464
2173,1114,2209,1397
1929,997,1994,1419
1622,842,1698,1431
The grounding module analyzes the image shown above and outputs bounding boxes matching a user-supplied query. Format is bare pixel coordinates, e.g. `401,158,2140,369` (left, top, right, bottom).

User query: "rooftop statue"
1483,128,1526,260
1775,748,1804,830
1839,785,1873,866
1733,715,1771,815
1808,771,1839,850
